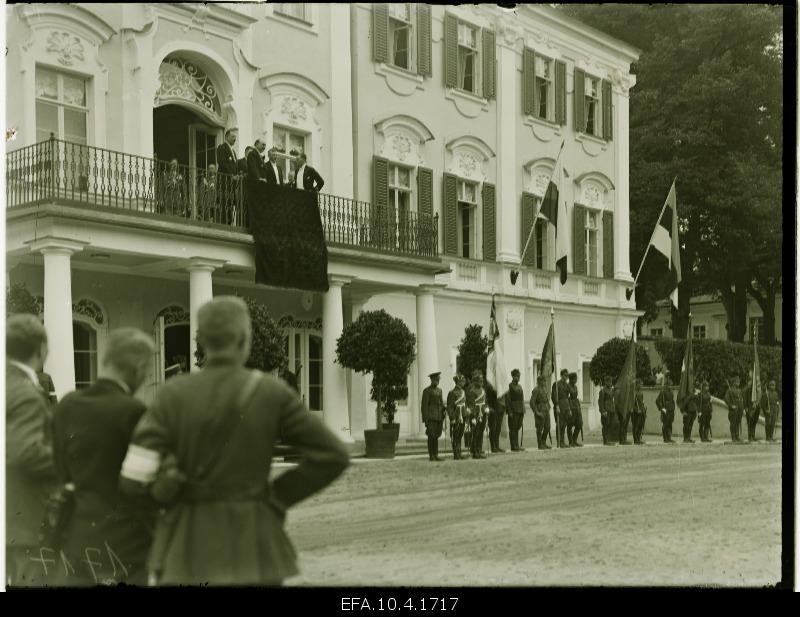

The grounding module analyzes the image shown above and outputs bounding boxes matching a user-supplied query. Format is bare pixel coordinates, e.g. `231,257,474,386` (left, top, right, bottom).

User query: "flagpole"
551,306,559,448
519,140,565,267
629,177,678,293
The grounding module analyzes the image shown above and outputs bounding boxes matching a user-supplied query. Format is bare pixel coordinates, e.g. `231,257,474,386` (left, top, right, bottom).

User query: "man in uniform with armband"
446,373,467,460
465,370,489,459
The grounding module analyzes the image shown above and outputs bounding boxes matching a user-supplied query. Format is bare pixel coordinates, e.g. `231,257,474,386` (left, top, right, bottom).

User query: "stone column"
186,258,225,371
612,74,636,283
329,4,355,198
322,275,355,442
30,238,87,399
495,17,523,264
415,284,442,437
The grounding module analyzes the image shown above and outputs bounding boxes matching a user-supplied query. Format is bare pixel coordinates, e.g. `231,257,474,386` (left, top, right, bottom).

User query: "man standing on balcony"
216,129,239,176
246,140,268,182
293,153,324,193
265,147,284,185
215,128,239,225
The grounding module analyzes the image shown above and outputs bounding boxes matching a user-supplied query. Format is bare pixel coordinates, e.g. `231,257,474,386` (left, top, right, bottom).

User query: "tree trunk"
671,235,696,339
730,272,749,342
375,386,383,431
748,278,777,346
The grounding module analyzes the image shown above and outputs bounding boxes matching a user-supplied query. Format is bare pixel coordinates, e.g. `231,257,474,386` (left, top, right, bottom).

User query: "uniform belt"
183,482,267,504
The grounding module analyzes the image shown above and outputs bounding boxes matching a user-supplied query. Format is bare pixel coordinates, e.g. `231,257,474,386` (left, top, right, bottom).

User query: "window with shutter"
555,61,567,126
373,4,389,64
372,156,389,249
585,210,599,277
482,29,496,100
602,79,613,141
603,211,614,279
444,13,458,88
417,166,434,255
573,204,586,275
443,173,458,255
521,192,538,267
417,4,432,77
522,48,536,116
573,69,585,133
482,182,496,262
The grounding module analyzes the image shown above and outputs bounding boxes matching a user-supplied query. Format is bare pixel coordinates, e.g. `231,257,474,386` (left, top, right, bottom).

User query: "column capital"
611,69,636,96
28,237,88,255
186,257,227,272
329,274,355,287
495,14,524,51
415,283,447,297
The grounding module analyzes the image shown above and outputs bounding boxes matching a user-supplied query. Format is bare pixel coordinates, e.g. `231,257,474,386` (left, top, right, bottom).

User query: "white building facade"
5,3,640,442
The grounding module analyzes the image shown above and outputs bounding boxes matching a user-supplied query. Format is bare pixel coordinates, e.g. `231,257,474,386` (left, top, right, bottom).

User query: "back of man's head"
102,328,156,391
197,296,252,360
6,314,47,364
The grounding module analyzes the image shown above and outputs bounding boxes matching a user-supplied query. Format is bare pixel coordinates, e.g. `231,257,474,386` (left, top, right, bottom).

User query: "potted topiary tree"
336,309,416,458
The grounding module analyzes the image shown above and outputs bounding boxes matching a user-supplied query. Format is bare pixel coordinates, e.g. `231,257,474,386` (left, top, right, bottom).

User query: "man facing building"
486,378,505,453
421,371,446,462
529,375,551,450
698,380,713,443
506,369,526,452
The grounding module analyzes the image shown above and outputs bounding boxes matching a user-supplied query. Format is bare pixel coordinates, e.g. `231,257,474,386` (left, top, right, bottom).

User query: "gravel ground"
278,440,782,587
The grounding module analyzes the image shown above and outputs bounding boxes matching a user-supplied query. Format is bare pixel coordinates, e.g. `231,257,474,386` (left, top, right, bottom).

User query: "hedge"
653,338,782,399
589,337,652,386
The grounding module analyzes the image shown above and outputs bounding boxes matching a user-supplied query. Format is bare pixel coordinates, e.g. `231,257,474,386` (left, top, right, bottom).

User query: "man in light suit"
265,147,285,185
293,153,325,193
6,314,56,587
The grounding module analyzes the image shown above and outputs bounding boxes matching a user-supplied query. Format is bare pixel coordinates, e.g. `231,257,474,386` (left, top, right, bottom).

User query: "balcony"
5,137,439,260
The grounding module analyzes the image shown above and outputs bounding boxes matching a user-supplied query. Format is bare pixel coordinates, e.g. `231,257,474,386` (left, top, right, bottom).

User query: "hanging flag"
486,295,510,401
539,164,569,285
540,321,556,385
751,323,761,408
677,317,694,408
614,329,637,417
626,180,682,309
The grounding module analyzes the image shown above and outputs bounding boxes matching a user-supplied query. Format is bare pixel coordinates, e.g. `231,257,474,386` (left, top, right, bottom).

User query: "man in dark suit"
215,128,240,225
38,371,58,406
264,147,285,185
52,328,157,586
6,314,56,587
215,128,239,176
292,153,324,192
246,139,268,182
120,297,350,586
421,371,446,462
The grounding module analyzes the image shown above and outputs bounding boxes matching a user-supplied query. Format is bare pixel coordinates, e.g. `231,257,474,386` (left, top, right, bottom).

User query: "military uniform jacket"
633,391,647,415
656,387,676,413
466,384,488,419
529,386,550,417
599,387,616,415
698,392,713,416
507,383,525,415
724,386,744,412
421,385,446,423
446,387,467,423
552,380,571,414
680,392,699,414
568,383,581,414
485,382,501,413
760,391,780,419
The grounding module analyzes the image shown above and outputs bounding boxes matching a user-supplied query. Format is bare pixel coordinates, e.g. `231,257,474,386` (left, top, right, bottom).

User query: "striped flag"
627,180,682,309
540,321,556,385
539,164,569,285
486,295,510,400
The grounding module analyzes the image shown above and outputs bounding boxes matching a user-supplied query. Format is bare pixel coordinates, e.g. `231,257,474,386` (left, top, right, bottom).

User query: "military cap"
560,369,569,377
428,370,441,378
511,368,520,377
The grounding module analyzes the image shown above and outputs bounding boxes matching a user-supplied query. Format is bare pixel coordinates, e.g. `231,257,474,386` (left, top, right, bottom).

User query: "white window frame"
692,325,707,340
388,3,415,72
456,21,480,95
273,3,311,24
73,319,98,390
389,163,414,248
457,179,479,260
584,74,601,138
35,66,89,144
534,55,555,122
651,328,664,337
585,208,600,277
273,124,308,182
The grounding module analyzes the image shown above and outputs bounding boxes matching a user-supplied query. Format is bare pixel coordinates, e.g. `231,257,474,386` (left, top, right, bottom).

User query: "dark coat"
552,380,571,416
568,383,582,414
446,386,467,423
6,364,56,548
598,386,615,415
52,379,156,585
294,164,325,192
506,382,525,415
264,160,284,185
246,147,267,181
698,392,713,417
421,385,446,423
215,142,239,176
123,361,350,586
656,387,676,413
38,372,58,406
529,386,549,417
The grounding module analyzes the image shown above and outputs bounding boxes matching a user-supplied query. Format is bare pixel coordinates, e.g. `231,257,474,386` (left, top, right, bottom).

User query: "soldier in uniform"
465,370,489,459
567,372,583,447
631,378,647,445
760,379,780,442
724,374,744,443
598,375,616,446
697,380,713,442
656,375,677,444
529,375,551,450
446,373,467,460
421,371,446,462
506,369,526,452
552,369,571,448
678,385,698,444
486,378,505,453
744,370,761,442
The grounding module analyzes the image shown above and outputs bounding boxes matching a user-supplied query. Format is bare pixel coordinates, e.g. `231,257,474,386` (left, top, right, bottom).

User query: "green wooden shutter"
417,4,432,77
444,13,458,88
521,192,538,267
482,182,496,262
603,211,614,279
482,28,496,100
602,79,613,141
523,48,536,116
373,4,389,64
574,68,585,133
555,60,567,125
443,173,458,256
573,204,586,276
373,156,389,249
417,166,434,255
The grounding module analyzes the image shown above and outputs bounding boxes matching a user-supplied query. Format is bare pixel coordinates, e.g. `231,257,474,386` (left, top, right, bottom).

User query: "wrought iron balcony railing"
6,136,439,259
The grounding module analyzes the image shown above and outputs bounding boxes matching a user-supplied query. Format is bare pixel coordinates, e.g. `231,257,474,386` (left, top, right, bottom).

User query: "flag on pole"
614,329,637,417
751,323,761,408
540,321,556,385
677,317,694,408
486,295,510,401
539,164,569,285
626,180,682,308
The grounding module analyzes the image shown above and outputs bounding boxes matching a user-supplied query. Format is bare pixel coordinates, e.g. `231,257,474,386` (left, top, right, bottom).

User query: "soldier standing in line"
724,374,745,443
446,373,467,460
506,369,526,452
679,386,698,444
421,371,446,462
697,380,713,442
529,375,552,450
598,375,616,446
466,370,489,459
656,375,677,444
552,369,571,448
567,372,583,447
760,379,780,443
486,378,505,453
631,378,647,445
744,369,761,443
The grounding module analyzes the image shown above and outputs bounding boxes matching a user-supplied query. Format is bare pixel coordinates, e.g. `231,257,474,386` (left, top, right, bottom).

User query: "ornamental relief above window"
154,57,223,123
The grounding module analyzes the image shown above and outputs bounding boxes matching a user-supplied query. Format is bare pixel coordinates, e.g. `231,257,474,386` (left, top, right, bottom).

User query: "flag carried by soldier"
540,310,557,443
486,294,510,402
615,327,637,422
751,325,762,409
626,179,682,308
677,317,694,409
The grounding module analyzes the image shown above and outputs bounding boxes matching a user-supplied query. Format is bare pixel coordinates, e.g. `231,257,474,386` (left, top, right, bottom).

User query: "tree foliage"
6,282,41,316
561,5,783,341
589,337,652,386
336,309,416,428
456,324,490,380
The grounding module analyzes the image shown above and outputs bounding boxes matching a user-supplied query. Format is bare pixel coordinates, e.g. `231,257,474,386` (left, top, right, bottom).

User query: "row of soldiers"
422,369,782,460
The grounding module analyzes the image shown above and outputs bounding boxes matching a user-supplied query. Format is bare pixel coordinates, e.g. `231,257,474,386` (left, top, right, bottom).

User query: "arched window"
73,320,97,389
